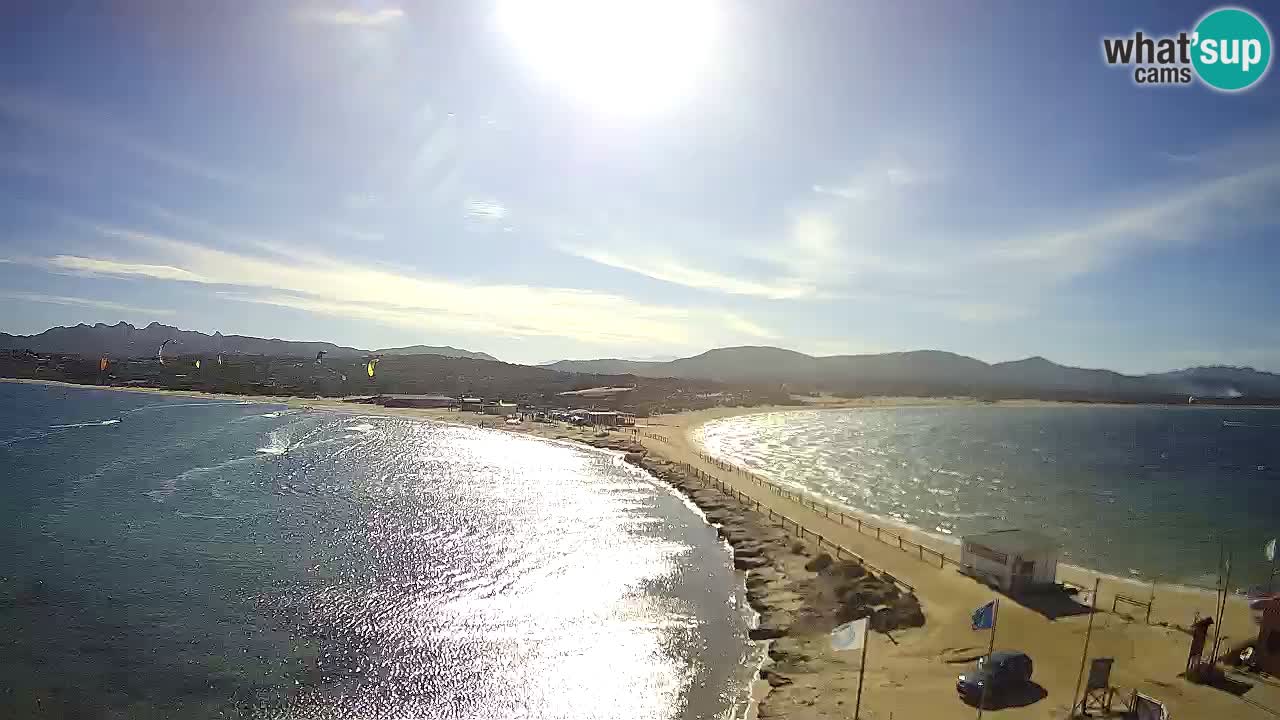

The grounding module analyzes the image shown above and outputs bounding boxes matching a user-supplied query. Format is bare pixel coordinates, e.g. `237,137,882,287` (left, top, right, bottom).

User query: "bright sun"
495,0,722,117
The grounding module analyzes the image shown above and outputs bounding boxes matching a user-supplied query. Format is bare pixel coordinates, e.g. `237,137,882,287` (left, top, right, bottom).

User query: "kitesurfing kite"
194,359,201,370
99,357,109,372
315,350,327,364
217,354,224,366
158,339,176,365
366,358,380,378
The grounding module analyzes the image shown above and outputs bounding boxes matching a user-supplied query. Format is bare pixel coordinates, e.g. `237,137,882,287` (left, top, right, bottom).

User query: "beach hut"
960,529,1061,593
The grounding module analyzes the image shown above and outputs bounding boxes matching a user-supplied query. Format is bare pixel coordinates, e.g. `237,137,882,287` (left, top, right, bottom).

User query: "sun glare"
495,0,722,117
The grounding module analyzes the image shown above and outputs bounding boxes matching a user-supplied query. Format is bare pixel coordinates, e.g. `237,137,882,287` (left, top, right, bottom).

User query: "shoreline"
8,379,1278,717
670,404,1259,609
7,378,1265,615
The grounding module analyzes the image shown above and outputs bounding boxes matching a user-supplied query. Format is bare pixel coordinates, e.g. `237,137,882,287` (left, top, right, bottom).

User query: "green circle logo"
1192,7,1272,91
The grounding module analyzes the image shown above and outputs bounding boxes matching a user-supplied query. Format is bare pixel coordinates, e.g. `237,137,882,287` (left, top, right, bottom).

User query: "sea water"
0,382,754,719
697,405,1280,590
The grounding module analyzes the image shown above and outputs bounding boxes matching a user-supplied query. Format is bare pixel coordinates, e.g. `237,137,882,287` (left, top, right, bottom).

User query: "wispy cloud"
0,93,276,193
811,183,865,200
46,254,207,283
0,291,176,317
294,6,405,27
32,227,774,350
562,245,816,300
985,161,1280,280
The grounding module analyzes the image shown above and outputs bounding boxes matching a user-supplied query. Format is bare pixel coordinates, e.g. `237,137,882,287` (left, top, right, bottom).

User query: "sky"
1,1,1278,372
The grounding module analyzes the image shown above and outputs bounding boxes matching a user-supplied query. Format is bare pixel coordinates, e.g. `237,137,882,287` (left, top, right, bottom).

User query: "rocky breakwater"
575,434,926,719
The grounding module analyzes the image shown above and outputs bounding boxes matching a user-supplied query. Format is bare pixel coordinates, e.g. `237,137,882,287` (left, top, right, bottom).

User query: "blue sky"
2,1,1278,371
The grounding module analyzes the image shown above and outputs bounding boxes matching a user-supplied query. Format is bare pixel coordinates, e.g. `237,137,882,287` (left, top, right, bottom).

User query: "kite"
315,350,327,364
99,357,109,372
217,354,224,366
158,339,177,365
366,358,380,378
195,359,201,370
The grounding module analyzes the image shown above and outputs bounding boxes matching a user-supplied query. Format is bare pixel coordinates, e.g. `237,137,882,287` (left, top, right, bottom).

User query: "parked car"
957,650,1034,707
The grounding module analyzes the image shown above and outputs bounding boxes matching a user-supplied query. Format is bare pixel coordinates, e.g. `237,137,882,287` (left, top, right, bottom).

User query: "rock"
760,669,793,687
830,561,867,580
734,554,769,570
749,625,787,641
790,542,807,555
804,553,833,572
835,603,873,624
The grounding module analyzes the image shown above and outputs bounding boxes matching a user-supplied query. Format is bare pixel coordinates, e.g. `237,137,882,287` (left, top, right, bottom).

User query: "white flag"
830,618,868,652
1266,538,1277,562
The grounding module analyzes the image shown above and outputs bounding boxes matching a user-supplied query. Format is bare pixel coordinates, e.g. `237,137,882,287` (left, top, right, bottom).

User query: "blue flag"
971,601,996,630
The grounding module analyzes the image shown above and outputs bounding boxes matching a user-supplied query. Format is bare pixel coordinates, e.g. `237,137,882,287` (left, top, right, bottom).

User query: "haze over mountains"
0,322,496,362
4,323,1279,400
546,347,1280,399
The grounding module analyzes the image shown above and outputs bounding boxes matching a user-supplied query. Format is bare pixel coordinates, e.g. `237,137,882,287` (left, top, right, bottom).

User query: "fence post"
898,536,903,550
876,527,881,541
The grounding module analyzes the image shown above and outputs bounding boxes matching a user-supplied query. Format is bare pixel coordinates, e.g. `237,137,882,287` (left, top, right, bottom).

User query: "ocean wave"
127,402,242,413
148,454,260,501
50,419,121,429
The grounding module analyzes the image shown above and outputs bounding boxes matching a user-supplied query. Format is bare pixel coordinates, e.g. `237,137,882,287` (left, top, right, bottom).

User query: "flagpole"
977,598,999,720
854,628,869,720
1071,578,1100,717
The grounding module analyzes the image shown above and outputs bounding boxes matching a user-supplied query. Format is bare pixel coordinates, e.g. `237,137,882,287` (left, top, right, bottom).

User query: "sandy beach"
8,379,1277,718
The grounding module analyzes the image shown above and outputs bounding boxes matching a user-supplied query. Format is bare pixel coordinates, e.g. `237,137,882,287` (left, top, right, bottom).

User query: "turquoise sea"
1,382,754,719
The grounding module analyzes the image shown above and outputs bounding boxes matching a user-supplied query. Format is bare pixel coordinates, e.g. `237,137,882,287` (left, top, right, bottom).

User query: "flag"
1267,538,1277,562
830,618,868,651
972,601,996,630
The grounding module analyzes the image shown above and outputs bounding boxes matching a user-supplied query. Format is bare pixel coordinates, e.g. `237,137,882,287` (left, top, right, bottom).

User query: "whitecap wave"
50,419,120,429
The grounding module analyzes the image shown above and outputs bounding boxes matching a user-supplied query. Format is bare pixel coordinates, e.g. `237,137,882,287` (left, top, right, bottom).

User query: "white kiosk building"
960,529,1061,593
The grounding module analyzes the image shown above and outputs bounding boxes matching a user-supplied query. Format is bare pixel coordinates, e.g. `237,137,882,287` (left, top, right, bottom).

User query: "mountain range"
0,322,496,362
545,346,1280,399
4,323,1279,400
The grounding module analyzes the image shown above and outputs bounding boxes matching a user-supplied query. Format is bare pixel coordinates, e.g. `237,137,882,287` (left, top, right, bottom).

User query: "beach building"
460,397,484,412
482,400,518,416
582,410,636,427
376,394,456,409
960,529,1061,593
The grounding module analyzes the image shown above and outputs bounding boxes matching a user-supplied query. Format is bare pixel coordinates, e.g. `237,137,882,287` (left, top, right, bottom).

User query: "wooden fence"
677,459,915,594
1113,593,1154,624
683,446,961,572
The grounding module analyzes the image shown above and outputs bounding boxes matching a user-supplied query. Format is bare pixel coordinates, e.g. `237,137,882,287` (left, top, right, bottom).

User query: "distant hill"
375,345,499,361
7,323,1279,402
0,322,494,362
546,346,1280,400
